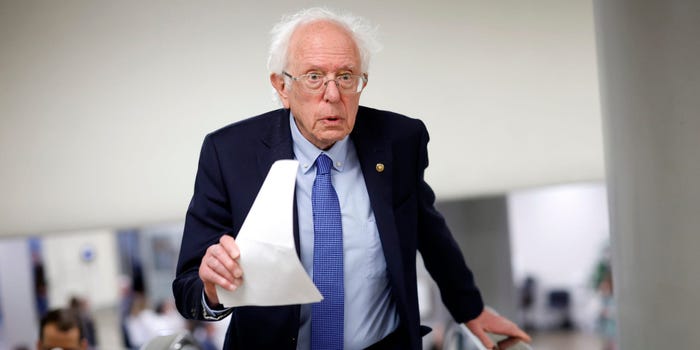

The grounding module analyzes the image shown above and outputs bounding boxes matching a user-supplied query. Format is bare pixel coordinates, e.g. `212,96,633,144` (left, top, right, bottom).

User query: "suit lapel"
257,109,295,172
255,109,301,255
351,111,406,290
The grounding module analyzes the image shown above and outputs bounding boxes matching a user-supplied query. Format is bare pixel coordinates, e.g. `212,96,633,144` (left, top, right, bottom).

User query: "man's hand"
465,308,531,349
198,235,243,306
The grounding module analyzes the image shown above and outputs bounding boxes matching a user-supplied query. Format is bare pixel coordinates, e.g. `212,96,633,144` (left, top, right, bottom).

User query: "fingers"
476,329,496,349
466,308,532,350
466,320,496,349
480,309,532,343
198,235,244,301
494,318,531,343
497,337,522,350
219,235,243,278
511,326,531,343
219,235,240,259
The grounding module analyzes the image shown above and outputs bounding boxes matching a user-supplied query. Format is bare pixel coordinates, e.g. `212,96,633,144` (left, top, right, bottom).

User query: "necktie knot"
316,154,333,175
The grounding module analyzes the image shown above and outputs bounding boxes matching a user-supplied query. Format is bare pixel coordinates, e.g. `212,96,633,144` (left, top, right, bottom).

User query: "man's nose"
323,79,341,103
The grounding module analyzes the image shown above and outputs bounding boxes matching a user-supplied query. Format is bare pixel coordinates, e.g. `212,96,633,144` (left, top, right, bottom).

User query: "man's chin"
321,129,350,140
315,133,348,150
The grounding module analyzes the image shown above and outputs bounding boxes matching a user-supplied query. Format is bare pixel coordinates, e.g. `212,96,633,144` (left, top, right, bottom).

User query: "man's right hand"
198,235,244,307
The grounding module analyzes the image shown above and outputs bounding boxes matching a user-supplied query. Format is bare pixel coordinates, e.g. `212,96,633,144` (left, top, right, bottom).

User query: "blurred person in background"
154,298,187,334
36,308,88,350
518,276,537,331
189,322,218,350
124,292,154,348
593,245,616,350
68,296,97,349
125,294,188,349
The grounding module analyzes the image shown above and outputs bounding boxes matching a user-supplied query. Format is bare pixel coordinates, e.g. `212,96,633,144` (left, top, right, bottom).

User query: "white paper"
216,159,323,307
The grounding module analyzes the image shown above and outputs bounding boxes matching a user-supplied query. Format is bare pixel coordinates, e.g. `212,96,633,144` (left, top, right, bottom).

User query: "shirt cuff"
201,290,233,320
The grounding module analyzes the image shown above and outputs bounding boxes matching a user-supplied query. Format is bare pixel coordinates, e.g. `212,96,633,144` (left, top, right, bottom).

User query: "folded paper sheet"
216,160,323,307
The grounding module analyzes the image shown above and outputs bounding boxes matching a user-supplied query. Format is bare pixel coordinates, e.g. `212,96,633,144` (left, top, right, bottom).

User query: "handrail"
443,323,533,350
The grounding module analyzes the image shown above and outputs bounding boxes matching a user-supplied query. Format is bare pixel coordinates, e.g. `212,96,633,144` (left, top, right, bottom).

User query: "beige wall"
0,0,602,236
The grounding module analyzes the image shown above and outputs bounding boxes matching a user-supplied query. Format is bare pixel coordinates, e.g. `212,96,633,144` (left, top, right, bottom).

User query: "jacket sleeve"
414,121,485,323
172,134,235,320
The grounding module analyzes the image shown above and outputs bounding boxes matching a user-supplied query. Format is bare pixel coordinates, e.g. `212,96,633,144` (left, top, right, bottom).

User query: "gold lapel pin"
376,163,385,172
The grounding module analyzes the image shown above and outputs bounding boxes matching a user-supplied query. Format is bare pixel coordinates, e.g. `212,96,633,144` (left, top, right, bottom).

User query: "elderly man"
173,7,530,350
37,309,88,350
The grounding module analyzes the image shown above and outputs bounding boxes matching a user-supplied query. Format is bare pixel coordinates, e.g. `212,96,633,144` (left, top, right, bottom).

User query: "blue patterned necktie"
311,153,344,350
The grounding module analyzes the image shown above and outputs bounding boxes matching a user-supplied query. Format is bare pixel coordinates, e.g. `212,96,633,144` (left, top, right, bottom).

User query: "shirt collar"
290,112,349,175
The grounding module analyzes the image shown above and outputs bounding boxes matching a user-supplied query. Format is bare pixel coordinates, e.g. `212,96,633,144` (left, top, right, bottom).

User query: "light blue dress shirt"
290,114,399,350
202,114,399,349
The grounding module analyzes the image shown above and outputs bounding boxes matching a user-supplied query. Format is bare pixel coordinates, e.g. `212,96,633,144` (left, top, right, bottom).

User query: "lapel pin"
375,163,385,172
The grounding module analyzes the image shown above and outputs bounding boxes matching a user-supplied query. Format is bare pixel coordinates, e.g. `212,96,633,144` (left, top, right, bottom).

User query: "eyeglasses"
283,71,367,94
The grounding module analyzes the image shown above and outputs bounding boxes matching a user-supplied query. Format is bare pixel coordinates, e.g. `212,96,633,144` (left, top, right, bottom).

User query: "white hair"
267,7,381,77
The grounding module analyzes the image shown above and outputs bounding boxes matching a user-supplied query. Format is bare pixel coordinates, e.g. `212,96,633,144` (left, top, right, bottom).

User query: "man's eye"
338,74,352,81
307,73,322,81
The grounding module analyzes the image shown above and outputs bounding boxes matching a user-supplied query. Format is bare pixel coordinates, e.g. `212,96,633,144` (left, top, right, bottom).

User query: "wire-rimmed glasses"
283,71,367,94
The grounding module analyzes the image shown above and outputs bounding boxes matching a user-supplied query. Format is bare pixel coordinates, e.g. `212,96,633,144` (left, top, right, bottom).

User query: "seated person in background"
37,308,88,350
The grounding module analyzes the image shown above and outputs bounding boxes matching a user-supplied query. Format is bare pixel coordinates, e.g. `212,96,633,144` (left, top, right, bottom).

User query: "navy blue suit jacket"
173,106,484,349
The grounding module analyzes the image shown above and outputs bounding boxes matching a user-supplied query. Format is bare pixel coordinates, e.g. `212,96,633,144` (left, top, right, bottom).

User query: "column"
0,239,37,348
593,0,700,348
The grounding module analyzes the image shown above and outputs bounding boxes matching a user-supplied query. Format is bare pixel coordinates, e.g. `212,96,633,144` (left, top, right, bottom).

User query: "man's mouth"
322,116,341,122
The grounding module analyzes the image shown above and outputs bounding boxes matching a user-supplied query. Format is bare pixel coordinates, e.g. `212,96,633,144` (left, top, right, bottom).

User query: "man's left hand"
465,308,531,349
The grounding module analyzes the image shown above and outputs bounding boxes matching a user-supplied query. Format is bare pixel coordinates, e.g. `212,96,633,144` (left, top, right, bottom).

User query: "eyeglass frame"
282,71,368,94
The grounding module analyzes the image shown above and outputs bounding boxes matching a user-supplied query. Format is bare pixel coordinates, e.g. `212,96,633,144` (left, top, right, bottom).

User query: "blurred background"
1,0,613,349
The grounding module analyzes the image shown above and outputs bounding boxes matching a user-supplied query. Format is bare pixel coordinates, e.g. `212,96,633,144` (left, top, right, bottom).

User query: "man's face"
37,324,86,350
271,21,364,150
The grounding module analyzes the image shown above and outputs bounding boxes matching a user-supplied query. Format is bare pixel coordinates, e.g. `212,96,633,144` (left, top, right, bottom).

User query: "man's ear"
270,73,290,108
80,338,89,350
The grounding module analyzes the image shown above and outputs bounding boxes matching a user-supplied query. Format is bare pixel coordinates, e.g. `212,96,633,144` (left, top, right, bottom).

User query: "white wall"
0,0,603,236
508,182,610,329
43,229,120,309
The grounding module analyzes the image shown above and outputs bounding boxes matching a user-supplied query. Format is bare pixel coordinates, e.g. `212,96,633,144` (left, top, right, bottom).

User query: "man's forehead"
41,324,81,347
299,63,359,73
